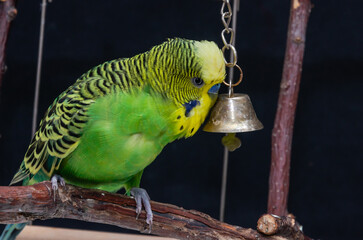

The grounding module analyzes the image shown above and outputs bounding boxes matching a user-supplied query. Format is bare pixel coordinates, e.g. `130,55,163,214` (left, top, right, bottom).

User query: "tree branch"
0,182,305,240
268,0,312,216
257,214,305,240
0,0,17,89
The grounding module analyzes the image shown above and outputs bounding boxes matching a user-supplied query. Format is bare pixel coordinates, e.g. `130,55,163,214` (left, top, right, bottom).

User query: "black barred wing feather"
10,55,145,185
9,77,110,185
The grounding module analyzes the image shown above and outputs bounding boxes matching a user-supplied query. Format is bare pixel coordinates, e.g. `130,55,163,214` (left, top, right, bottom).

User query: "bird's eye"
191,77,204,87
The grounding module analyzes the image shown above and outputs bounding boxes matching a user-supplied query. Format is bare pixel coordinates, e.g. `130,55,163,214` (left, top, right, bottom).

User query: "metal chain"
220,0,243,93
221,0,237,67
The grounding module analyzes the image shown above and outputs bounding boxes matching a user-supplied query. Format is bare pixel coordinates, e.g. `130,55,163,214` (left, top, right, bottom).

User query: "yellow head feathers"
145,38,226,106
194,40,226,87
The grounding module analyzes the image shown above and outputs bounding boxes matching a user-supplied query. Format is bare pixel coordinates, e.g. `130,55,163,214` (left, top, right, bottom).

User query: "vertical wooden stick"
0,0,17,89
268,0,312,216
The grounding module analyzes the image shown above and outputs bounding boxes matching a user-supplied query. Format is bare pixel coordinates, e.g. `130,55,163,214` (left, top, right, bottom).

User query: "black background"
0,0,362,239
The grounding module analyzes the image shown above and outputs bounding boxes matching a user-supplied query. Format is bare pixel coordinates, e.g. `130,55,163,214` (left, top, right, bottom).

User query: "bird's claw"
51,174,65,201
130,187,153,232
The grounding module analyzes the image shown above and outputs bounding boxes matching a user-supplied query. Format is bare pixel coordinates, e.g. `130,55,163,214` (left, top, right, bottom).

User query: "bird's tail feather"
0,223,27,240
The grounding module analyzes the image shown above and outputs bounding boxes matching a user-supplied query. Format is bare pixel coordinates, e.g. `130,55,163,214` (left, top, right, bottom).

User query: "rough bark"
0,0,17,89
257,214,304,239
0,182,305,240
268,0,312,216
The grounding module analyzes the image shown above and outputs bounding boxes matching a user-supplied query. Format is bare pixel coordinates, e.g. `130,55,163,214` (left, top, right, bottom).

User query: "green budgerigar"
1,38,225,239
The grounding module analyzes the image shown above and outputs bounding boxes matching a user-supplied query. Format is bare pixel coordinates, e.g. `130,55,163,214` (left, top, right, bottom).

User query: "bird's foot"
130,187,153,232
51,174,65,201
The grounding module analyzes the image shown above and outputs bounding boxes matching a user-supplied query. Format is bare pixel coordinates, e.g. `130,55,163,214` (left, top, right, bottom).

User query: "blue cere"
208,83,221,94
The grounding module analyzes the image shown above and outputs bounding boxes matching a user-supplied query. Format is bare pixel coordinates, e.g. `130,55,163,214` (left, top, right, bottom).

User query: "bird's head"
147,38,226,115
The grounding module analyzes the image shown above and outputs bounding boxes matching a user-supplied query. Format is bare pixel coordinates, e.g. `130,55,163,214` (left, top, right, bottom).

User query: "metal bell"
203,93,263,133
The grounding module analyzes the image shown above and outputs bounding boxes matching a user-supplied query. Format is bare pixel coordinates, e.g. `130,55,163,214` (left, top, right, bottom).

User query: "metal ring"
220,0,232,16
221,12,232,29
221,28,234,46
223,64,243,87
222,44,237,67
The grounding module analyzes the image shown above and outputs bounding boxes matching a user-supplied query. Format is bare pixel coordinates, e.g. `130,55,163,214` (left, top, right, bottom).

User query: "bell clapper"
222,133,241,152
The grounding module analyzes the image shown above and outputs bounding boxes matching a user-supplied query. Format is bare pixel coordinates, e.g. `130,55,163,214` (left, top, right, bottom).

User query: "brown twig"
0,0,17,89
268,0,312,216
257,214,304,239
0,182,305,240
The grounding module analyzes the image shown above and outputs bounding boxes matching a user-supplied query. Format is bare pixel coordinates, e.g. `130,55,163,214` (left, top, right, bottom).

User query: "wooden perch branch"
268,0,312,216
0,182,305,240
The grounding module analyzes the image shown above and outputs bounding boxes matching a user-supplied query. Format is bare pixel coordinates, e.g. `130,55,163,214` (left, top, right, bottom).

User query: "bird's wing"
10,77,111,185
